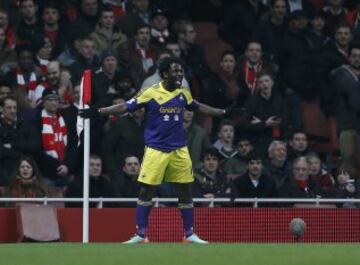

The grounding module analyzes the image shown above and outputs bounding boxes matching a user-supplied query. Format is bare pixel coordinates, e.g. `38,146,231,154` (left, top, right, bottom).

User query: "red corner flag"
76,70,91,145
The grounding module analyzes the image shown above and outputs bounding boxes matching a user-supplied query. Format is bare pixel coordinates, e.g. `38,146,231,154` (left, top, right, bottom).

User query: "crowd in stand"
0,0,360,208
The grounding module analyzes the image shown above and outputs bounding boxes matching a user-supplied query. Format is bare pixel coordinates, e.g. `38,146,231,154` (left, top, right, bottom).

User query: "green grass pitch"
0,243,359,265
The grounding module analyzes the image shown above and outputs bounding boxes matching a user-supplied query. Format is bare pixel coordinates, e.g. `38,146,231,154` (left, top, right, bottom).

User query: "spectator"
5,156,47,201
0,8,16,50
0,81,12,107
183,109,211,170
306,152,335,197
101,107,145,179
35,89,76,186
65,154,115,207
16,0,41,44
221,0,268,53
165,39,182,58
241,71,288,155
330,42,360,176
224,138,254,181
0,96,41,185
322,0,347,38
149,8,170,48
69,37,100,83
279,156,316,199
264,140,292,192
0,27,16,75
334,166,360,208
113,154,141,199
92,48,119,107
118,0,151,37
346,1,360,38
192,147,233,206
233,151,277,207
141,49,189,90
114,71,137,100
89,6,127,56
212,119,237,159
253,0,289,63
32,37,53,78
287,130,310,162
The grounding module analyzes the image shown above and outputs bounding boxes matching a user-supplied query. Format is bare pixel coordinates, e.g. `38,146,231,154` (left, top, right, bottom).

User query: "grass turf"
0,243,359,265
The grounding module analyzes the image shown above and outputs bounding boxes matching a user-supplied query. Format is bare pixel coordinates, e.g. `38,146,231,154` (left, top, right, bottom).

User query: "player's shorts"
137,146,194,185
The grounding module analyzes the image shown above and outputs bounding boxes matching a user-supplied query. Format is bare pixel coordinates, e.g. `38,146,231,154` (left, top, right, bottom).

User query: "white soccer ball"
289,218,306,239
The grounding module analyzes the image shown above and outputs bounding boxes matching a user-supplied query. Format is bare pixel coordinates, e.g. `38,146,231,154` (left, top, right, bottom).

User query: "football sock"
180,207,194,237
136,203,152,238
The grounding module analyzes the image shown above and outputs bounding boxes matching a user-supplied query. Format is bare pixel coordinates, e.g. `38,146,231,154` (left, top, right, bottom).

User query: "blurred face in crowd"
157,52,171,66
290,132,308,152
132,0,149,13
220,53,236,75
307,156,321,176
71,85,80,103
37,38,52,60
18,50,35,71
89,157,102,178
349,48,360,70
203,154,219,174
335,27,352,48
123,156,140,178
218,124,234,144
183,109,194,128
42,7,59,26
151,14,168,31
135,27,151,48
328,0,343,7
46,62,61,86
81,0,98,16
2,98,17,123
269,142,287,163
337,170,350,185
20,0,38,20
237,140,253,157
102,56,118,75
0,10,8,28
248,160,263,178
0,28,5,48
311,16,325,33
19,160,34,180
180,24,196,44
246,42,262,65
290,16,308,30
99,10,115,29
272,0,287,20
43,96,59,114
165,43,181,58
0,85,11,100
293,158,309,180
80,39,95,60
258,74,274,99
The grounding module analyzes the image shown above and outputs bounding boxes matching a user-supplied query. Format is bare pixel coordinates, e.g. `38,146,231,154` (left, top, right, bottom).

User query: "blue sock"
180,207,194,237
136,204,152,237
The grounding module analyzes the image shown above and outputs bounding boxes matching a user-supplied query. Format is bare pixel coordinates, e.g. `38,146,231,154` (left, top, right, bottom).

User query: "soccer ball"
289,218,306,240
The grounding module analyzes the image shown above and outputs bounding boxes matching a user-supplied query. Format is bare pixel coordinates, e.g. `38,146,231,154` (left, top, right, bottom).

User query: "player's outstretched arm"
196,101,225,116
79,102,128,118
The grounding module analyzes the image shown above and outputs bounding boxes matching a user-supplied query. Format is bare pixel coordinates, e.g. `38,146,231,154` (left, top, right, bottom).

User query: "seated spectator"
149,9,170,48
233,151,277,207
192,147,233,206
287,130,311,162
334,166,360,208
90,6,127,57
279,156,317,200
223,138,254,181
141,49,189,90
65,154,115,208
264,140,292,192
183,109,211,170
5,156,48,204
241,71,288,155
35,89,77,187
306,152,335,197
113,154,141,199
0,27,16,76
0,96,41,185
212,119,237,159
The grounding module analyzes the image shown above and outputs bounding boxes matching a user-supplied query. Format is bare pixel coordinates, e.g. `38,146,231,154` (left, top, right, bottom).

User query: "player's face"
248,160,263,177
166,63,184,88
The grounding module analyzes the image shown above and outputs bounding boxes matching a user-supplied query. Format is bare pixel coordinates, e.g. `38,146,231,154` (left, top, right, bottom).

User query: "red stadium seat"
201,38,234,73
194,22,218,45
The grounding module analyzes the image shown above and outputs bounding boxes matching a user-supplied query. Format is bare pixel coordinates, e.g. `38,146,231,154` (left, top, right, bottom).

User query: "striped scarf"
241,58,263,95
41,109,67,161
16,67,38,100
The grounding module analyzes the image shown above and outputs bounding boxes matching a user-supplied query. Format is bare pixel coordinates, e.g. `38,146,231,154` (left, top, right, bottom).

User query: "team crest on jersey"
127,98,136,104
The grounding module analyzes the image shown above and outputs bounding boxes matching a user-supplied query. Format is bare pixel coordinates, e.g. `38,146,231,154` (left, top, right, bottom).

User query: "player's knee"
138,184,157,202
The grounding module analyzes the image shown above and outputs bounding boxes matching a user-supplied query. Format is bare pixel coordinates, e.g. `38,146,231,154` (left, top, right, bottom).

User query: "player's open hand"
78,105,100,119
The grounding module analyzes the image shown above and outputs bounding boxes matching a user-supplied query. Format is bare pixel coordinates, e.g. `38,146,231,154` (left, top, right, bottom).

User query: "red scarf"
16,67,37,91
241,58,263,95
41,109,67,162
296,179,308,190
135,43,155,73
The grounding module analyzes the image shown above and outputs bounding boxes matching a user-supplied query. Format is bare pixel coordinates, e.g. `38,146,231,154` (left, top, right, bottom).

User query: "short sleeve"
182,89,199,111
126,89,152,112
